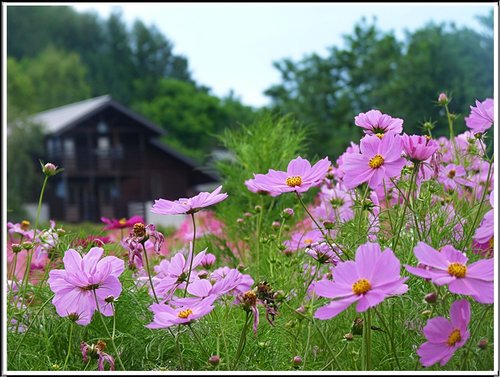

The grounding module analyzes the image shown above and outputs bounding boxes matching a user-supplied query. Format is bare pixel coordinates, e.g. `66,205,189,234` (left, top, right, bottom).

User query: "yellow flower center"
375,133,384,139
352,278,371,295
447,329,462,346
447,263,467,278
178,309,193,319
489,237,494,249
304,238,313,245
448,169,456,179
286,176,302,187
21,220,30,231
368,154,384,169
119,218,127,225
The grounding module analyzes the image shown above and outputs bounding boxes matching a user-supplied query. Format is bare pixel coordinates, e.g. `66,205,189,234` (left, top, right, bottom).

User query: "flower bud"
344,333,354,341
292,356,303,366
438,92,449,105
323,221,334,230
237,263,246,272
421,309,432,317
208,355,220,366
244,212,253,218
21,241,34,250
236,218,244,224
478,338,488,350
295,306,306,315
201,253,216,268
42,162,58,176
272,221,281,229
254,205,262,213
282,208,294,219
351,317,363,335
424,292,438,304
11,243,23,253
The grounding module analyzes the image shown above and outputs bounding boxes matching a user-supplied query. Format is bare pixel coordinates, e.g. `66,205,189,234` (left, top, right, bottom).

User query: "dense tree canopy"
265,15,494,158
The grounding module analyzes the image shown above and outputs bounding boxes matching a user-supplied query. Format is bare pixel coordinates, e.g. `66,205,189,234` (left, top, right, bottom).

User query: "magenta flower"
314,242,408,319
101,215,145,230
151,185,228,215
401,134,439,163
464,98,494,133
342,134,406,190
250,156,331,195
146,296,216,329
48,247,124,325
406,242,493,304
354,109,403,136
417,299,471,367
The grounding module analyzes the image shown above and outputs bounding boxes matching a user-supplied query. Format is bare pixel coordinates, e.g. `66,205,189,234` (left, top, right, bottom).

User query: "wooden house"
32,95,219,223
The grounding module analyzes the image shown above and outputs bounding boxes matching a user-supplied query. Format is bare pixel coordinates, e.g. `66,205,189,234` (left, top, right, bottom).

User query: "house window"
63,138,75,157
97,120,108,134
98,136,110,151
56,181,66,198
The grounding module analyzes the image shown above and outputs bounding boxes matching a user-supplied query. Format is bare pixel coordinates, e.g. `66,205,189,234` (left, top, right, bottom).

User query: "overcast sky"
71,3,494,107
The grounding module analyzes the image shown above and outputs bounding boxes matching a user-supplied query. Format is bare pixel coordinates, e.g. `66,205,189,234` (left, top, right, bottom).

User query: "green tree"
7,118,45,220
265,15,494,158
7,57,37,118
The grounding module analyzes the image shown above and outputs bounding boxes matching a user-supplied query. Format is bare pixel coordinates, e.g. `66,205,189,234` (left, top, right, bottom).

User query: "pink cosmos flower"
401,134,439,163
153,247,207,299
101,215,145,230
342,134,406,190
406,242,493,303
306,242,342,265
417,299,470,367
354,109,403,136
48,247,124,325
283,228,324,254
314,242,408,319
333,142,360,180
473,190,494,247
313,185,354,223
174,210,224,242
151,185,228,215
464,98,494,133
210,266,254,296
250,156,331,195
438,164,474,194
146,296,216,329
245,178,281,197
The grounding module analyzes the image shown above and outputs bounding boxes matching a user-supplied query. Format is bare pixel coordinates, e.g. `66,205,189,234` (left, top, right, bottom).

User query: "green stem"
63,322,74,370
20,175,49,299
256,196,264,274
363,309,372,370
11,293,54,360
295,191,347,261
373,306,401,370
392,165,418,252
183,213,197,297
461,156,493,250
460,304,491,370
92,290,125,371
141,242,159,304
233,311,251,369
189,324,210,359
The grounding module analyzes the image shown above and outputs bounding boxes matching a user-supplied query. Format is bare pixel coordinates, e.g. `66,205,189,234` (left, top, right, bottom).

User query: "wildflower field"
5,96,495,372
